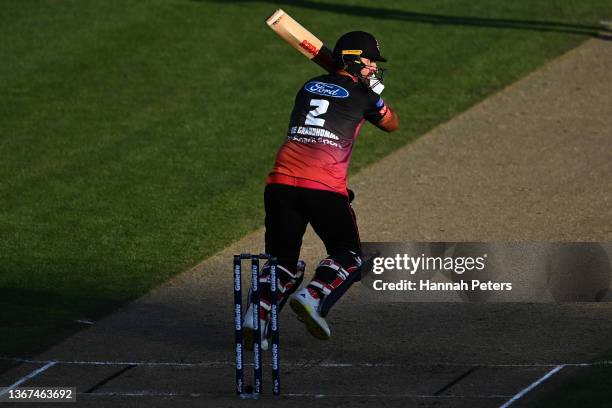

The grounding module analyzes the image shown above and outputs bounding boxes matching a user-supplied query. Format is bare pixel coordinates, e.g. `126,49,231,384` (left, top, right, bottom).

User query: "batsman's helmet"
332,31,387,64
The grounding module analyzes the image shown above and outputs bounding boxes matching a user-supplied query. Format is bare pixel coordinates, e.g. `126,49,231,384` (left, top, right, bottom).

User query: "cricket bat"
265,9,335,72
265,9,385,94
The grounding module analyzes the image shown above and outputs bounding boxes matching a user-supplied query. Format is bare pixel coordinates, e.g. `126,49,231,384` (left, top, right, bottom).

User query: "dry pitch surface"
1,37,611,407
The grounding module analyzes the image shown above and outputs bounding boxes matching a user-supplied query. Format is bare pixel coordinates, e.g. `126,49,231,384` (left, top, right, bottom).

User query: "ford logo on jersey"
304,81,350,98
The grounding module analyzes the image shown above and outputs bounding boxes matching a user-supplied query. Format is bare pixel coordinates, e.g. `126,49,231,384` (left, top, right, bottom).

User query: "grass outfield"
1,0,611,370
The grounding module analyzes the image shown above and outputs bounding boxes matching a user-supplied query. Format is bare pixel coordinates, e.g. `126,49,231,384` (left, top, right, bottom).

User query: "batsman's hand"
370,75,384,95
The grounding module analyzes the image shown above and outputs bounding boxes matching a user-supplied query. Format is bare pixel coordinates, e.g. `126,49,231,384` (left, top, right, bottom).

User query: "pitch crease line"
80,391,511,399
0,356,609,368
0,361,56,396
499,365,565,408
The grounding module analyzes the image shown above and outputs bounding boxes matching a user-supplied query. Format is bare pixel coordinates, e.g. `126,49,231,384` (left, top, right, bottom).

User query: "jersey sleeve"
363,92,389,124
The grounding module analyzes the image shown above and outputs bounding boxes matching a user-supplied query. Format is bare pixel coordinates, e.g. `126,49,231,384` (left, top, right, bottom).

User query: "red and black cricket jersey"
267,72,388,196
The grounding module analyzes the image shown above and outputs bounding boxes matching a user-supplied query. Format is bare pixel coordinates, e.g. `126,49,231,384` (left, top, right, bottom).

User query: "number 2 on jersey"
305,99,329,127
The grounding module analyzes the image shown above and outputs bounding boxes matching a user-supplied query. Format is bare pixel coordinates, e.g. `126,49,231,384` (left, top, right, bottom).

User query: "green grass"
1,0,611,368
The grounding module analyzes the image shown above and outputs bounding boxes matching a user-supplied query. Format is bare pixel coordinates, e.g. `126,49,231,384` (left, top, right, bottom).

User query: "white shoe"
243,303,269,351
289,287,331,340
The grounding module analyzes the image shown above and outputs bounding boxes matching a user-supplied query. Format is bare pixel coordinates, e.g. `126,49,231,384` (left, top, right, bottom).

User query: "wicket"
233,253,280,398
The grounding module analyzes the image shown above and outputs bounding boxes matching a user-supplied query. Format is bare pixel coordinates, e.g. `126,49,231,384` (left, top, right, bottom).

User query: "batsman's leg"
245,183,310,349
290,251,362,339
290,188,362,340
243,260,305,350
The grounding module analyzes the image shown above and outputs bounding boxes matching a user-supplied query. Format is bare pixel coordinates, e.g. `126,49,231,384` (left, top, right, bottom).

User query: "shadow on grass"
0,286,116,361
0,258,162,355
0,252,185,377
0,287,111,312
0,292,232,372
198,0,611,37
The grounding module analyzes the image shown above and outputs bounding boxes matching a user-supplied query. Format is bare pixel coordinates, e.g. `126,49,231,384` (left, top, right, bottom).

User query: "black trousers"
264,183,361,273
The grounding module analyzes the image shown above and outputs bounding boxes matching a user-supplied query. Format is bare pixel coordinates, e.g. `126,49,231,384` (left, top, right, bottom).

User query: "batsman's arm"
312,44,335,72
365,94,399,132
374,105,399,132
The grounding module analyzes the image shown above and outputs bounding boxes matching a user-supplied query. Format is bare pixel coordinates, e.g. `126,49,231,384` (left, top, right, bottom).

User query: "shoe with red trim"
289,287,331,340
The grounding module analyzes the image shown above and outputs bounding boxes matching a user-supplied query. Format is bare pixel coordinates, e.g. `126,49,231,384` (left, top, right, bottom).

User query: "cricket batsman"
244,31,399,349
